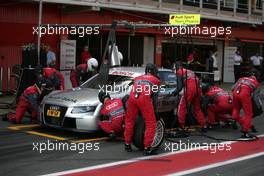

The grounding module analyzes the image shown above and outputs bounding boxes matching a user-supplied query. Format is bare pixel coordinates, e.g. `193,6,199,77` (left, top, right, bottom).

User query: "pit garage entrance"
69,33,152,67
161,38,221,69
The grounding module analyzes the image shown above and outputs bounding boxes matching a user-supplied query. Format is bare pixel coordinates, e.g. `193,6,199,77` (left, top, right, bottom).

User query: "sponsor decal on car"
49,96,78,103
110,71,134,77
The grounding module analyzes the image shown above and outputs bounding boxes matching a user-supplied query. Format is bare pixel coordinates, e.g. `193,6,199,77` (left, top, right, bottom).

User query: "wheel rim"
151,120,164,148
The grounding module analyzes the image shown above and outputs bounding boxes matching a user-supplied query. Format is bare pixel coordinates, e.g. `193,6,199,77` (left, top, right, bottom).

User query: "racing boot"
174,127,189,137
143,147,154,156
232,121,238,130
9,118,17,124
124,144,132,152
221,121,232,128
201,126,207,133
7,114,18,124
108,132,116,141
240,132,256,140
250,125,258,133
177,126,185,132
1,114,8,121
30,118,38,124
207,124,214,130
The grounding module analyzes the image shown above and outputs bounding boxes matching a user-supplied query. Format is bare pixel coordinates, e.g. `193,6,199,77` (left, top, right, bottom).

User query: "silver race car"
39,66,182,149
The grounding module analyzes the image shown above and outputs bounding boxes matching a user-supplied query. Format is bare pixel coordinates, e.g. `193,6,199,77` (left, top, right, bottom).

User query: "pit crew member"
124,63,160,155
39,67,65,90
176,68,207,132
232,74,260,139
6,78,47,124
98,92,125,140
70,58,98,88
202,84,233,128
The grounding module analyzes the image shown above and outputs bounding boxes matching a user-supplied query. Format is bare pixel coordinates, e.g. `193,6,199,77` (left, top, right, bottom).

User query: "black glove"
171,89,179,96
208,97,215,105
122,95,129,111
99,115,110,121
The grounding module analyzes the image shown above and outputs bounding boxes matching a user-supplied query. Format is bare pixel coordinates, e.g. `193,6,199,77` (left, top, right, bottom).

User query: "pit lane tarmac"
1,114,264,176
6,123,108,143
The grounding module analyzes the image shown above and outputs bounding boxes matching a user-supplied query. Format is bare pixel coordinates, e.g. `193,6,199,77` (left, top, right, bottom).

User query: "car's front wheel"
132,115,165,150
39,114,47,128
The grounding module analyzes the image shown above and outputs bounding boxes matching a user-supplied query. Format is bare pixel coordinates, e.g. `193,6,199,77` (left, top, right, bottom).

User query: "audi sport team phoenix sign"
169,14,201,25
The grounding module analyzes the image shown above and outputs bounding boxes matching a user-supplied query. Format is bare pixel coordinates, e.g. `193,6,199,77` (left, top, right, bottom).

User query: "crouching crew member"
232,74,260,139
202,84,233,128
124,63,160,155
176,68,207,132
98,92,125,140
42,67,65,90
70,58,98,88
7,78,47,124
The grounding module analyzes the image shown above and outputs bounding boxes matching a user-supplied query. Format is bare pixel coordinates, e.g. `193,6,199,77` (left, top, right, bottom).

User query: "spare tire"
132,115,165,150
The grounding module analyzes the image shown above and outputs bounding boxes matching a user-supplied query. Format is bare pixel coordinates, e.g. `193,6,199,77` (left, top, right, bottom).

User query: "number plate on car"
47,109,61,117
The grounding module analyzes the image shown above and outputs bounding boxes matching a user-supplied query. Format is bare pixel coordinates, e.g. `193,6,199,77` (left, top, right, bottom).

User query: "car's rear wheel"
132,115,165,150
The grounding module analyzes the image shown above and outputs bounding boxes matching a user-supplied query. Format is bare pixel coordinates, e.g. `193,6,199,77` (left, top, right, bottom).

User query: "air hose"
164,127,259,143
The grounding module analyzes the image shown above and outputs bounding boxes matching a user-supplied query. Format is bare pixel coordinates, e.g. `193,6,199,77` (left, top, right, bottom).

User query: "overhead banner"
60,40,76,70
169,14,201,25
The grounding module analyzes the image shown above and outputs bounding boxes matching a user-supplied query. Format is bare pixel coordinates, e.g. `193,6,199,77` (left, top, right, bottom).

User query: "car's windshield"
80,74,133,91
159,71,177,86
159,71,183,90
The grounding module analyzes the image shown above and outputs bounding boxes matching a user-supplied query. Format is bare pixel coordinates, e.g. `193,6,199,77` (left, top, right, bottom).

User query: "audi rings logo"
50,106,60,111
106,102,118,110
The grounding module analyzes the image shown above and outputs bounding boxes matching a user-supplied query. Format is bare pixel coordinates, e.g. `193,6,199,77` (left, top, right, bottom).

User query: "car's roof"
109,66,174,78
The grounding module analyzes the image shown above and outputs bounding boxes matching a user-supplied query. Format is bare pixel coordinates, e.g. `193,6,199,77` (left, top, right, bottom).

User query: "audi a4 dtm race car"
39,66,182,149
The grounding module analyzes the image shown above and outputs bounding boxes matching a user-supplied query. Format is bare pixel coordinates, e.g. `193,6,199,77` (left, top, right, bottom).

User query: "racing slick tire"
132,115,165,150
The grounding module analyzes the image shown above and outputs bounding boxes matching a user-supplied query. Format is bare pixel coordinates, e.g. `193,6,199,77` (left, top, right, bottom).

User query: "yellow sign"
47,109,61,117
169,14,201,25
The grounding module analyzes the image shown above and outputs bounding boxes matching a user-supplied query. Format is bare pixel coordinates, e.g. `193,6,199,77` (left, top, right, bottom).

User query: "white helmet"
118,51,123,62
87,58,98,72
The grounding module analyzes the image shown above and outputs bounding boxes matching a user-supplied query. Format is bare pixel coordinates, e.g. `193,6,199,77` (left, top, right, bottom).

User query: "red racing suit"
99,98,125,134
70,64,87,88
8,85,40,123
205,86,233,125
187,54,194,63
81,51,91,64
232,76,260,132
176,68,206,128
124,74,160,148
70,64,96,88
43,67,64,90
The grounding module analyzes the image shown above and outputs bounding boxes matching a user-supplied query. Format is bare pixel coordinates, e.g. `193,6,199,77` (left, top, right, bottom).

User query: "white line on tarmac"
167,152,264,176
42,134,264,176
